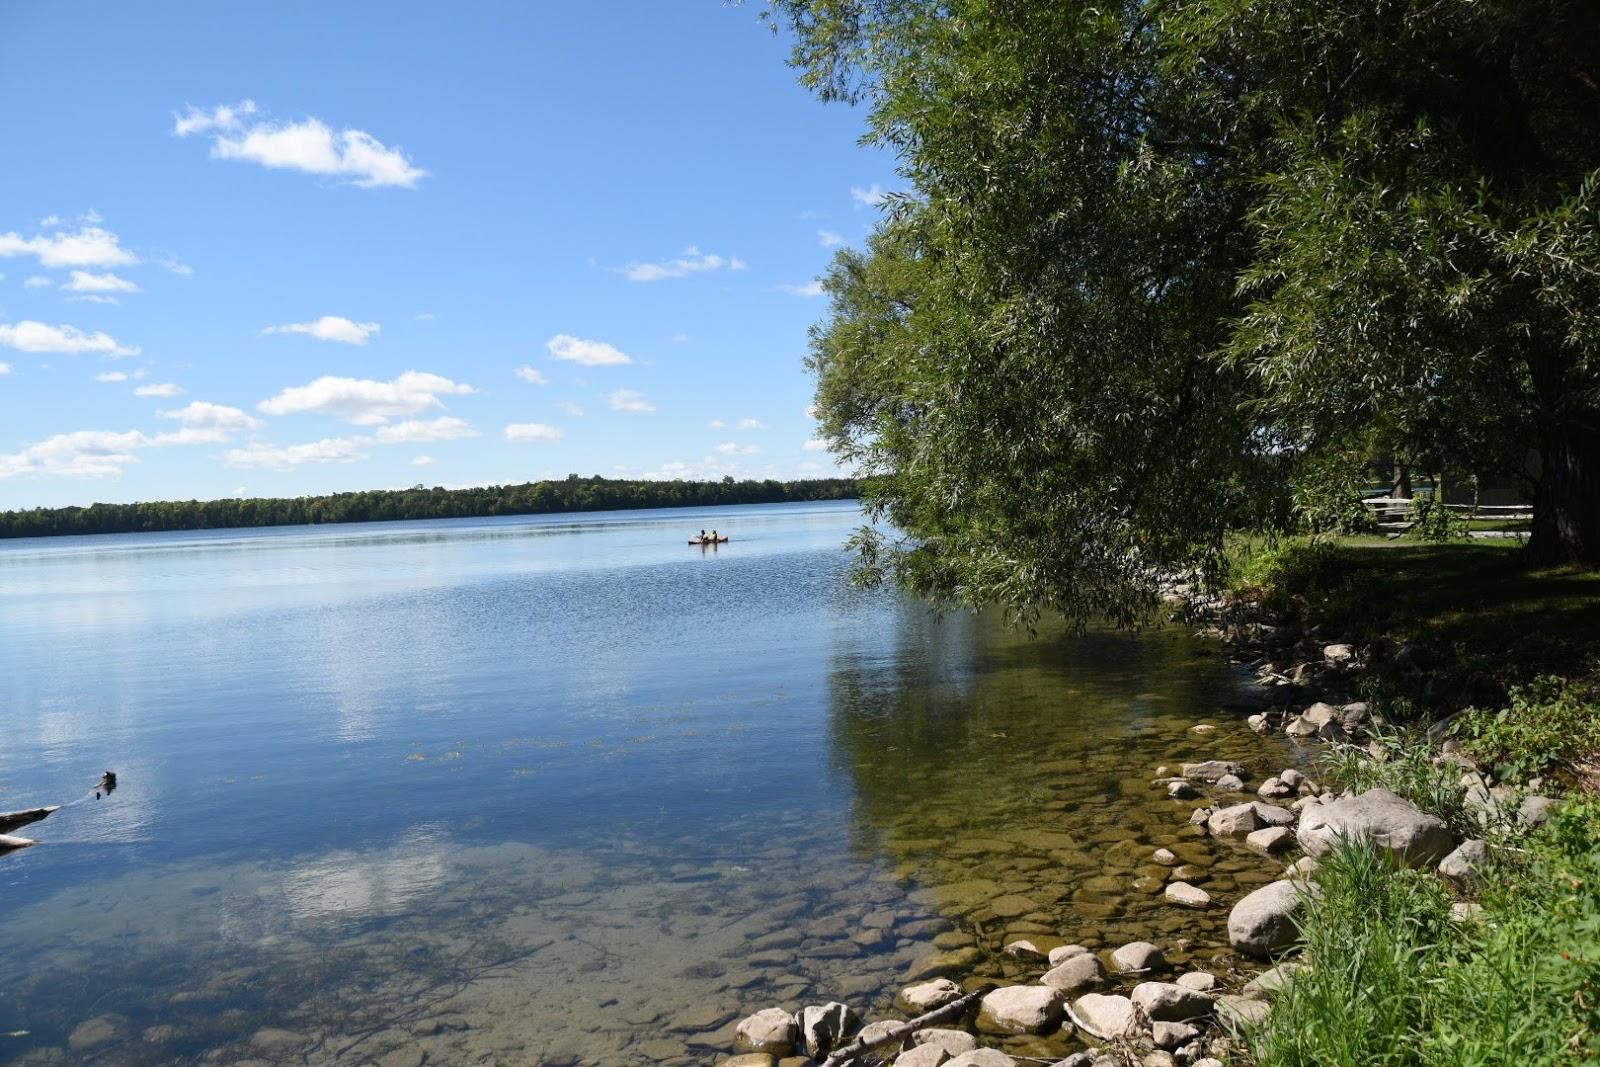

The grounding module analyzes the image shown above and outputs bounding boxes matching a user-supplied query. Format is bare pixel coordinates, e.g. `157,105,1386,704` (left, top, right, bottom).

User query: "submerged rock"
1297,788,1454,866
1182,760,1245,782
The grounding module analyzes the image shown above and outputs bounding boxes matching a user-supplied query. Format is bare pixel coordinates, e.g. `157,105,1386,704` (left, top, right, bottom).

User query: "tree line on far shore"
0,475,861,540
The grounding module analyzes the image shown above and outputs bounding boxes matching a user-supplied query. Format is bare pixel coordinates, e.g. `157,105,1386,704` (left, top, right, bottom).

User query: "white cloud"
504,422,563,442
0,226,139,269
133,382,183,398
96,371,128,382
547,333,631,366
225,437,371,470
715,442,761,455
0,320,139,356
778,280,826,297
411,455,435,466
177,102,427,189
261,315,380,345
851,184,889,207
414,312,434,321
0,425,222,480
608,388,655,413
372,417,478,443
514,364,549,384
737,418,766,430
818,230,845,247
804,437,830,451
258,370,476,425
157,255,194,277
555,401,584,416
24,276,51,288
623,246,747,282
0,362,10,376
160,401,264,431
68,294,120,306
38,215,61,229
709,419,726,429
64,270,139,293
671,333,689,343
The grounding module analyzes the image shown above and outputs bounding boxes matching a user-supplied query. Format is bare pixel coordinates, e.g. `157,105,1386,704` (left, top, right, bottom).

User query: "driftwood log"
0,834,37,852
0,806,58,835
819,990,983,1067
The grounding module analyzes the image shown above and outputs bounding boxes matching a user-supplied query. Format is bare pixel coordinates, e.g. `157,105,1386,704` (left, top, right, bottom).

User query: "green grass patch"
1249,801,1600,1066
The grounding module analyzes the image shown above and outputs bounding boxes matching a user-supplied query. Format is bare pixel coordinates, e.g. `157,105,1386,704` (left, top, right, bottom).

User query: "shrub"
1411,494,1469,542
1453,675,1600,785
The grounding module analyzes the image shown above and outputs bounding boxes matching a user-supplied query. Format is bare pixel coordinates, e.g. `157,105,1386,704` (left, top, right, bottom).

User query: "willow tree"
772,0,1600,622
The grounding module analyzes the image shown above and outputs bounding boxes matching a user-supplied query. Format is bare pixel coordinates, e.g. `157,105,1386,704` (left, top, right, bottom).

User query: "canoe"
688,537,730,545
0,806,58,835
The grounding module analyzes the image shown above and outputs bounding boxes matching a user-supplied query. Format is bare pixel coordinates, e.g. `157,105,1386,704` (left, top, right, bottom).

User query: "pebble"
1163,881,1211,908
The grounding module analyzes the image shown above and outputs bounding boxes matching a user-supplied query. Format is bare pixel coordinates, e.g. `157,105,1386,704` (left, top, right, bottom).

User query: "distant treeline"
0,475,861,540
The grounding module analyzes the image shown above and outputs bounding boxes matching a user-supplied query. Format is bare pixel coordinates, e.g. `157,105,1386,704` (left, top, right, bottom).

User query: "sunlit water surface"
0,502,1294,1065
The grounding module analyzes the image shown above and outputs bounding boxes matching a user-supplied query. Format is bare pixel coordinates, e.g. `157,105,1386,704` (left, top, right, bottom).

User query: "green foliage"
1454,675,1600,785
0,476,862,540
769,0,1600,619
1412,495,1470,543
1318,732,1483,839
1291,454,1378,536
1253,816,1600,1066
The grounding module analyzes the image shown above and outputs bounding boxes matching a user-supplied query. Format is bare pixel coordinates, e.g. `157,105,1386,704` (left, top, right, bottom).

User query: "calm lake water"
0,501,1295,1065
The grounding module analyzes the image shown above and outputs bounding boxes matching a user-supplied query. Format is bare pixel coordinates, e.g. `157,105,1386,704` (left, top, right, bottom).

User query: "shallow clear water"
0,501,1295,1065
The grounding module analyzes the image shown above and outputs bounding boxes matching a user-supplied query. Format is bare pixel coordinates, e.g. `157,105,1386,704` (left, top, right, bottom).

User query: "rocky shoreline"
706,595,1554,1067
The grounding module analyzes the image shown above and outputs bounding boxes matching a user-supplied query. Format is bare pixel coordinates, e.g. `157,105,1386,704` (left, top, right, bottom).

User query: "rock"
736,1009,799,1056
1279,768,1306,789
1301,702,1339,727
1207,803,1261,838
719,1056,777,1067
1182,761,1244,782
1142,1053,1177,1067
1068,993,1136,1040
1450,901,1485,923
1053,1056,1095,1067
798,1002,861,1059
1215,995,1270,1031
379,1050,426,1067
1175,971,1218,992
1189,807,1212,827
857,1020,902,1048
141,1025,180,1045
1284,716,1319,737
988,894,1042,918
68,1016,129,1051
1041,952,1104,994
946,1052,1018,1067
900,979,965,1013
1152,848,1178,866
1215,773,1246,791
250,1029,307,1052
1254,802,1296,827
1152,1021,1202,1050
1318,720,1349,742
1245,826,1296,856
1323,643,1357,666
1049,944,1090,965
1297,788,1455,866
1520,795,1559,826
1285,854,1319,879
1438,839,1489,889
913,1030,979,1055
1163,882,1211,908
1110,940,1167,973
978,986,1064,1034
1257,776,1294,799
1004,939,1046,961
1243,962,1300,999
1168,780,1201,800
1228,880,1309,959
894,1046,951,1067
1247,714,1270,734
1131,982,1214,1022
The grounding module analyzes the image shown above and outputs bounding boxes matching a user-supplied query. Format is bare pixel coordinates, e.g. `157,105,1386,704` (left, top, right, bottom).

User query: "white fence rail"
1359,495,1533,533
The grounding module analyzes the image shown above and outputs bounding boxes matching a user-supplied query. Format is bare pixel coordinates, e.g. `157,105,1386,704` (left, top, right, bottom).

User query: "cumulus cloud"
175,101,426,189
0,426,223,480
818,230,845,247
555,401,584,416
261,315,380,345
514,365,548,384
372,417,478,443
411,455,435,466
737,418,766,430
804,437,830,451
0,226,139,269
0,362,10,376
0,320,139,356
608,388,655,413
133,382,183,398
157,255,194,277
709,419,726,429
623,246,747,283
778,280,825,297
23,276,51,288
504,422,563,442
547,333,631,366
159,401,264,431
225,437,371,470
851,184,890,207
257,370,475,425
64,270,139,293
715,442,761,455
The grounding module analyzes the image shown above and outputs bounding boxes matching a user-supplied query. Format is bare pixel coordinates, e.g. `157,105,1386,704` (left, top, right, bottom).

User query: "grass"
1317,732,1486,839
1248,802,1600,1066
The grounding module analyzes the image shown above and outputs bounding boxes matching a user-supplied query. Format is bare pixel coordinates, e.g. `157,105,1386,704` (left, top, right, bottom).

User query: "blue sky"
0,2,889,509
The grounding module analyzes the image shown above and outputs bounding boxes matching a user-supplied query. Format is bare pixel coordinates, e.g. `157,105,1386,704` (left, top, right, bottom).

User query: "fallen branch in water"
820,990,983,1067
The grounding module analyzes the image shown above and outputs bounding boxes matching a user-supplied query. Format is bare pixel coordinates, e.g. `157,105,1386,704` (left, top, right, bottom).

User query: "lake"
0,500,1294,1065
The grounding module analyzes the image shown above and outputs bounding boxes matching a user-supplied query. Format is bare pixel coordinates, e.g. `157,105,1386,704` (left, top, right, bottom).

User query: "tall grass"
1317,731,1484,839
1248,801,1600,1066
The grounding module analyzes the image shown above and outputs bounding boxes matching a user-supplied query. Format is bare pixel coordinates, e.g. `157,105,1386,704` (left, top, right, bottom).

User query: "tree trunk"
1528,413,1600,565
